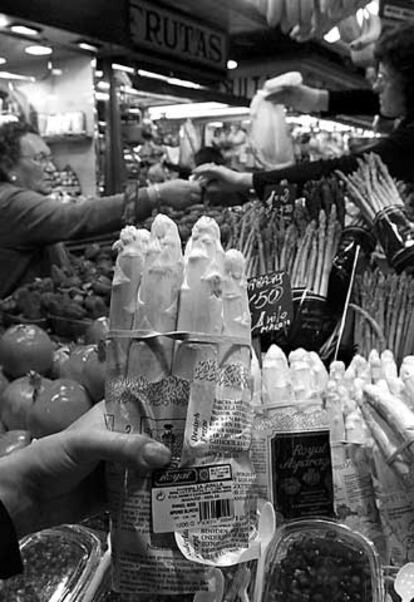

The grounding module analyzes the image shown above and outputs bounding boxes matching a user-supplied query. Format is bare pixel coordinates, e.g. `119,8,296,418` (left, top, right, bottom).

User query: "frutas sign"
129,0,227,71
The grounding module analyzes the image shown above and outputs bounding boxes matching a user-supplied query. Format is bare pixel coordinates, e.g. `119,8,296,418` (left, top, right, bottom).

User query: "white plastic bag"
249,72,302,170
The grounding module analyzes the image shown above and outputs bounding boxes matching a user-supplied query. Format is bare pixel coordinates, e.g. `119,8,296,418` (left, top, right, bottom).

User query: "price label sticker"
151,463,243,533
247,271,293,337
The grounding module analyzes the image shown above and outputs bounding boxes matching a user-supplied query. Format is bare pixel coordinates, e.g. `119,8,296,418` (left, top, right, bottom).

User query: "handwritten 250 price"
248,285,283,311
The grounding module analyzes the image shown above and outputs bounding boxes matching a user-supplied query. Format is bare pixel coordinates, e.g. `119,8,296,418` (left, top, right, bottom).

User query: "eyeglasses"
20,152,53,165
374,69,395,88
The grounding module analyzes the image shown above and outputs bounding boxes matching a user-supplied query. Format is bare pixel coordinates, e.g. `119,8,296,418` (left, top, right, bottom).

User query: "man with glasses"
194,22,414,199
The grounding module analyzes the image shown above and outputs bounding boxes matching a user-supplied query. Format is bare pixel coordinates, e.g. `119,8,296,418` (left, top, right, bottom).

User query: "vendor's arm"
324,89,380,116
253,120,414,197
265,84,379,116
195,120,414,198
0,179,201,248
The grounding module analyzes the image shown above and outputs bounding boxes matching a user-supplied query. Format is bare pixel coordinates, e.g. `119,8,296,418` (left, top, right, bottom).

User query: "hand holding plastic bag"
249,72,301,170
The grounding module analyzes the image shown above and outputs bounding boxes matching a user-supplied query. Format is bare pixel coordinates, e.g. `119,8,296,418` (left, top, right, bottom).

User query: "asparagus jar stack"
104,216,257,597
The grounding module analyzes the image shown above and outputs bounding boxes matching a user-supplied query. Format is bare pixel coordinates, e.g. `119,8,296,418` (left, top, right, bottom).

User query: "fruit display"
27,377,92,438
137,201,234,249
0,322,106,452
0,324,54,378
0,243,113,326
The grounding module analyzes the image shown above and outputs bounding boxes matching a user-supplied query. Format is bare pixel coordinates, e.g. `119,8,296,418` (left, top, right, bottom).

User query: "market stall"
1,0,414,600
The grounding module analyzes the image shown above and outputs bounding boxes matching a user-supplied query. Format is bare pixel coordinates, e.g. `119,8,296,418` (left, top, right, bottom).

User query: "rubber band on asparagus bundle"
385,433,414,467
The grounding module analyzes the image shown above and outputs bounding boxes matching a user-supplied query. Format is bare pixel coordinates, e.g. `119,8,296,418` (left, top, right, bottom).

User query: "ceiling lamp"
0,58,6,65
324,27,341,44
78,41,99,53
227,59,238,70
10,24,40,36
25,44,53,56
0,15,9,29
112,63,135,74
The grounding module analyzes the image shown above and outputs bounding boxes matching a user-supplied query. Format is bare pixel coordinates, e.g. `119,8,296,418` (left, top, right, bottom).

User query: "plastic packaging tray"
0,524,103,601
262,518,384,602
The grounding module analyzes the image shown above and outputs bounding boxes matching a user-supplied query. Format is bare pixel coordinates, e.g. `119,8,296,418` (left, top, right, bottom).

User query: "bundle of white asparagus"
354,268,414,364
105,215,255,594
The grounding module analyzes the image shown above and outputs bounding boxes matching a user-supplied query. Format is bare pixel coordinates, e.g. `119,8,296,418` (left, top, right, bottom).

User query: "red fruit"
0,324,54,378
27,378,92,437
0,430,32,457
60,345,95,384
0,367,9,398
0,372,51,430
84,316,109,345
50,345,72,379
80,340,106,403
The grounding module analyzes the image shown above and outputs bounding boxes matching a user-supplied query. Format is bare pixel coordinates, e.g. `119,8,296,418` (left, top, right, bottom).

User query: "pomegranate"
0,372,52,430
80,340,106,403
0,324,54,378
27,378,92,437
60,345,96,384
0,367,9,398
84,316,109,345
0,430,32,457
50,345,72,379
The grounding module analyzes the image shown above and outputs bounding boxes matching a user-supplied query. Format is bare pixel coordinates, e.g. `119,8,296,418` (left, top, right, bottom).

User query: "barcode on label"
198,498,234,521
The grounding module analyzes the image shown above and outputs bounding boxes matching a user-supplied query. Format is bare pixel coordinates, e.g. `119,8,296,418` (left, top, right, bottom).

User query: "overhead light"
148,102,249,120
323,27,341,44
51,68,62,76
112,63,135,74
95,91,109,101
0,71,36,81
0,58,6,65
136,68,204,89
0,15,9,29
10,24,40,36
137,68,168,81
95,70,103,78
25,44,53,56
227,59,238,70
167,76,203,89
366,0,379,14
77,41,99,53
97,80,110,91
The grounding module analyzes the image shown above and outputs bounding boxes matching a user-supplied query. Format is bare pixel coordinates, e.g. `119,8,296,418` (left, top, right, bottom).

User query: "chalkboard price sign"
247,271,293,336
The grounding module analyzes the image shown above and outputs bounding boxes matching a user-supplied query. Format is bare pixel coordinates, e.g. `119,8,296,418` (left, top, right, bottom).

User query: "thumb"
69,429,172,472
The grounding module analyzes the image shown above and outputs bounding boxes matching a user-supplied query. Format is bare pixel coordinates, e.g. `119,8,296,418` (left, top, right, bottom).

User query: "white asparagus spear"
129,214,184,380
308,351,329,397
174,217,225,380
262,344,293,405
222,249,251,368
109,226,150,331
363,383,414,462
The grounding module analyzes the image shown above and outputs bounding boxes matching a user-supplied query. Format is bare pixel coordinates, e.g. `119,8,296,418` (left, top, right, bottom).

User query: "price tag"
151,463,244,533
247,271,293,337
264,181,297,224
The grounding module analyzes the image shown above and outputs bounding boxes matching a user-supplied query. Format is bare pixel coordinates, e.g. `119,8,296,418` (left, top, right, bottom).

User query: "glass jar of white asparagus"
373,206,414,273
288,289,335,352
